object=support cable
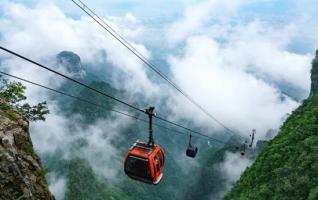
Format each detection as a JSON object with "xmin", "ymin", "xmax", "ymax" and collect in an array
[
  {"xmin": 0, "ymin": 70, "xmax": 235, "ymax": 145},
  {"xmin": 70, "ymin": 0, "xmax": 243, "ymax": 139}
]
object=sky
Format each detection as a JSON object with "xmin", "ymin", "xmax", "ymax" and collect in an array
[
  {"xmin": 3, "ymin": 0, "xmax": 318, "ymax": 52},
  {"xmin": 0, "ymin": 1, "xmax": 318, "ymax": 198},
  {"xmin": 1, "ymin": 0, "xmax": 317, "ymax": 141}
]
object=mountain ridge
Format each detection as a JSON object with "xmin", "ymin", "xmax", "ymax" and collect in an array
[{"xmin": 222, "ymin": 50, "xmax": 318, "ymax": 200}]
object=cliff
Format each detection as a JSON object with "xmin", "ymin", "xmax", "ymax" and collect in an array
[
  {"xmin": 310, "ymin": 50, "xmax": 318, "ymax": 96},
  {"xmin": 0, "ymin": 109, "xmax": 55, "ymax": 200},
  {"xmin": 56, "ymin": 51, "xmax": 86, "ymax": 78}
]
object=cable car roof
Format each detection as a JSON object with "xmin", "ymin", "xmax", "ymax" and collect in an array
[{"xmin": 129, "ymin": 141, "xmax": 158, "ymax": 158}]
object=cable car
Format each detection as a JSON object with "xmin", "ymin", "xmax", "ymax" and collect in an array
[
  {"xmin": 240, "ymin": 149, "xmax": 245, "ymax": 156},
  {"xmin": 124, "ymin": 140, "xmax": 165, "ymax": 184},
  {"xmin": 124, "ymin": 107, "xmax": 165, "ymax": 185},
  {"xmin": 186, "ymin": 134, "xmax": 198, "ymax": 158},
  {"xmin": 240, "ymin": 130, "xmax": 256, "ymax": 156},
  {"xmin": 240, "ymin": 142, "xmax": 247, "ymax": 156}
]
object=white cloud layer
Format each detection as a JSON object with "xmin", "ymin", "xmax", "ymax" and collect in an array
[
  {"xmin": 167, "ymin": 22, "xmax": 311, "ymax": 138},
  {"xmin": 220, "ymin": 152, "xmax": 253, "ymax": 190},
  {"xmin": 31, "ymin": 112, "xmax": 132, "ymax": 179},
  {"xmin": 1, "ymin": 0, "xmax": 314, "ymax": 141},
  {"xmin": 0, "ymin": 0, "xmax": 160, "ymax": 99},
  {"xmin": 164, "ymin": 0, "xmax": 313, "ymax": 140},
  {"xmin": 165, "ymin": 0, "xmax": 245, "ymax": 45},
  {"xmin": 0, "ymin": 1, "xmax": 156, "ymax": 198},
  {"xmin": 47, "ymin": 174, "xmax": 66, "ymax": 200},
  {"xmin": 0, "ymin": 0, "xmax": 317, "ymax": 198}
]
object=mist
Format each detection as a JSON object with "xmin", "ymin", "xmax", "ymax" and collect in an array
[{"xmin": 0, "ymin": 0, "xmax": 316, "ymax": 199}]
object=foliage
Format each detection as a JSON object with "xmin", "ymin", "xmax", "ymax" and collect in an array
[
  {"xmin": 70, "ymin": 81, "xmax": 117, "ymax": 124},
  {"xmin": 64, "ymin": 158, "xmax": 133, "ymax": 200},
  {"xmin": 43, "ymin": 79, "xmax": 210, "ymax": 200},
  {"xmin": 223, "ymin": 95, "xmax": 318, "ymax": 200},
  {"xmin": 184, "ymin": 145, "xmax": 239, "ymax": 200},
  {"xmin": 0, "ymin": 77, "xmax": 49, "ymax": 121}
]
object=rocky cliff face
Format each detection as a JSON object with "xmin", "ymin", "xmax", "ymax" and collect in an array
[
  {"xmin": 310, "ymin": 50, "xmax": 318, "ymax": 96},
  {"xmin": 0, "ymin": 110, "xmax": 55, "ymax": 200},
  {"xmin": 56, "ymin": 51, "xmax": 86, "ymax": 78}
]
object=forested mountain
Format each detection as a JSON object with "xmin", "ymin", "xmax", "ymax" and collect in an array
[
  {"xmin": 2, "ymin": 49, "xmax": 314, "ymax": 200},
  {"xmin": 223, "ymin": 51, "xmax": 318, "ymax": 200},
  {"xmin": 40, "ymin": 51, "xmax": 250, "ymax": 200}
]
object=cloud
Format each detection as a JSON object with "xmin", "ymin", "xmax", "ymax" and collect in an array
[
  {"xmin": 222, "ymin": 21, "xmax": 312, "ymax": 90},
  {"xmin": 165, "ymin": 0, "xmax": 245, "ymax": 45},
  {"xmin": 162, "ymin": 3, "xmax": 315, "ymax": 197},
  {"xmin": 164, "ymin": 7, "xmax": 313, "ymax": 139},
  {"xmin": 0, "ymin": 1, "xmax": 156, "ymax": 197},
  {"xmin": 1, "ymin": 0, "xmax": 313, "ymax": 143},
  {"xmin": 31, "ymin": 112, "xmax": 134, "ymax": 178},
  {"xmin": 0, "ymin": 0, "xmax": 317, "ymax": 198},
  {"xmin": 0, "ymin": 0, "xmax": 161, "ymax": 99},
  {"xmin": 47, "ymin": 173, "xmax": 67, "ymax": 200},
  {"xmin": 167, "ymin": 34, "xmax": 302, "ymax": 139},
  {"xmin": 30, "ymin": 106, "xmax": 74, "ymax": 154},
  {"xmin": 30, "ymin": 107, "xmax": 136, "ymax": 198},
  {"xmin": 220, "ymin": 152, "xmax": 253, "ymax": 190},
  {"xmin": 75, "ymin": 117, "xmax": 131, "ymax": 180}
]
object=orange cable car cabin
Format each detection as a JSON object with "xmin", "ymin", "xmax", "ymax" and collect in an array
[
  {"xmin": 124, "ymin": 107, "xmax": 165, "ymax": 185},
  {"xmin": 124, "ymin": 141, "xmax": 165, "ymax": 184}
]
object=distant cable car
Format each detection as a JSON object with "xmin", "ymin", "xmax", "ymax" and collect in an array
[
  {"xmin": 186, "ymin": 134, "xmax": 198, "ymax": 158},
  {"xmin": 240, "ymin": 141, "xmax": 248, "ymax": 156},
  {"xmin": 124, "ymin": 107, "xmax": 165, "ymax": 185},
  {"xmin": 240, "ymin": 144, "xmax": 246, "ymax": 156}
]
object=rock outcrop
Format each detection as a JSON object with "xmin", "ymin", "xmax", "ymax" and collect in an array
[
  {"xmin": 0, "ymin": 110, "xmax": 55, "ymax": 200},
  {"xmin": 56, "ymin": 51, "xmax": 86, "ymax": 78},
  {"xmin": 310, "ymin": 50, "xmax": 318, "ymax": 96}
]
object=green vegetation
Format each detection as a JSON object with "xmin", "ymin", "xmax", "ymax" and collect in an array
[
  {"xmin": 43, "ymin": 79, "xmax": 230, "ymax": 200},
  {"xmin": 16, "ymin": 194, "xmax": 28, "ymax": 200},
  {"xmin": 36, "ymin": 167, "xmax": 49, "ymax": 177},
  {"xmin": 223, "ymin": 95, "xmax": 318, "ymax": 200},
  {"xmin": 24, "ymin": 145, "xmax": 37, "ymax": 157},
  {"xmin": 0, "ymin": 77, "xmax": 255, "ymax": 200},
  {"xmin": 0, "ymin": 77, "xmax": 49, "ymax": 121},
  {"xmin": 185, "ymin": 146, "xmax": 238, "ymax": 200},
  {"xmin": 65, "ymin": 159, "xmax": 133, "ymax": 200},
  {"xmin": 70, "ymin": 81, "xmax": 117, "ymax": 123}
]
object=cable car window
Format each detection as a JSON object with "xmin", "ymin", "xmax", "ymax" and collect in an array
[
  {"xmin": 125, "ymin": 156, "xmax": 151, "ymax": 179},
  {"xmin": 153, "ymin": 161, "xmax": 156, "ymax": 175},
  {"xmin": 157, "ymin": 152, "xmax": 163, "ymax": 167},
  {"xmin": 161, "ymin": 150, "xmax": 165, "ymax": 165},
  {"xmin": 155, "ymin": 156, "xmax": 160, "ymax": 171}
]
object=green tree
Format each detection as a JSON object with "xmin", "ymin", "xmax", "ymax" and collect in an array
[
  {"xmin": 0, "ymin": 77, "xmax": 49, "ymax": 121},
  {"xmin": 223, "ymin": 95, "xmax": 318, "ymax": 200}
]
